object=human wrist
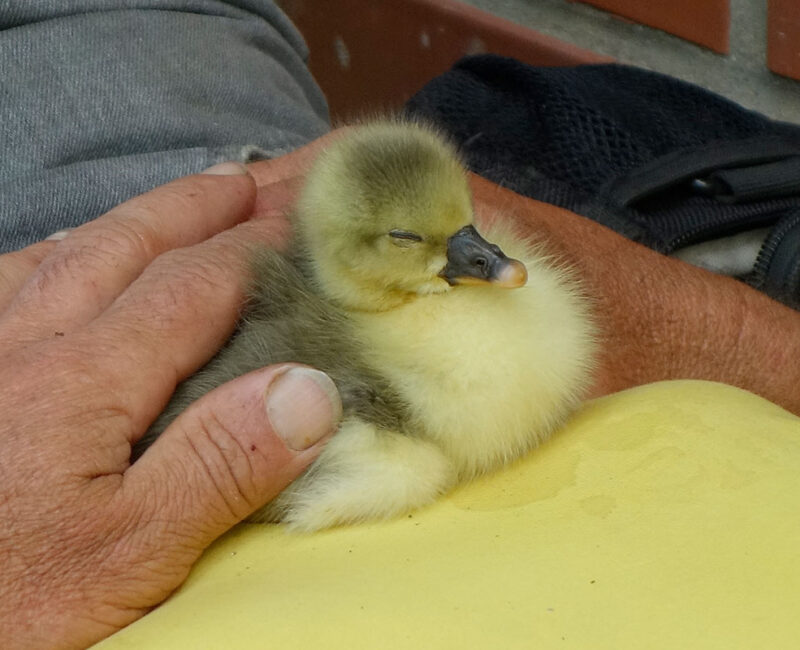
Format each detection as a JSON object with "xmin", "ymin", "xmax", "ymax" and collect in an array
[{"xmin": 472, "ymin": 177, "xmax": 800, "ymax": 414}]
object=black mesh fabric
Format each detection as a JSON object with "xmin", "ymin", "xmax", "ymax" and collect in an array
[{"xmin": 405, "ymin": 56, "xmax": 800, "ymax": 309}]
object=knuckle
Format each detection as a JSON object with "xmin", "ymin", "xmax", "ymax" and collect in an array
[
  {"xmin": 180, "ymin": 408, "xmax": 261, "ymax": 521},
  {"xmin": 32, "ymin": 245, "xmax": 91, "ymax": 295},
  {"xmin": 93, "ymin": 217, "xmax": 161, "ymax": 263},
  {"xmin": 142, "ymin": 248, "xmax": 238, "ymax": 315},
  {"xmin": 54, "ymin": 223, "xmax": 153, "ymax": 276},
  {"xmin": 22, "ymin": 234, "xmax": 143, "ymax": 309}
]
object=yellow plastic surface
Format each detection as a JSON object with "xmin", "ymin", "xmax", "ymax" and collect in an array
[{"xmin": 97, "ymin": 380, "xmax": 800, "ymax": 649}]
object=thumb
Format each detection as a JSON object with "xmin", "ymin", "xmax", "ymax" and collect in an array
[{"xmin": 124, "ymin": 364, "xmax": 341, "ymax": 542}]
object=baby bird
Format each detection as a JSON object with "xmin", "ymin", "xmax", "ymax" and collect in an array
[{"xmin": 136, "ymin": 120, "xmax": 596, "ymax": 531}]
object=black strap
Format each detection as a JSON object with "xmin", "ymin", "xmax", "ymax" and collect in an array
[
  {"xmin": 702, "ymin": 157, "xmax": 800, "ymax": 203},
  {"xmin": 606, "ymin": 137, "xmax": 800, "ymax": 207}
]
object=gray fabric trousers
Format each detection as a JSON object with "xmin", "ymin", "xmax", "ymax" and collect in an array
[{"xmin": 0, "ymin": 0, "xmax": 330, "ymax": 253}]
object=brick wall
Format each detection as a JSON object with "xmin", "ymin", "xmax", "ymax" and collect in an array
[
  {"xmin": 575, "ymin": 0, "xmax": 800, "ymax": 81},
  {"xmin": 461, "ymin": 0, "xmax": 800, "ymax": 123},
  {"xmin": 769, "ymin": 0, "xmax": 800, "ymax": 80},
  {"xmin": 577, "ymin": 0, "xmax": 731, "ymax": 54},
  {"xmin": 280, "ymin": 0, "xmax": 799, "ymax": 124}
]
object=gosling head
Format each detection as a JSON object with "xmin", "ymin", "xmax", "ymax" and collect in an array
[{"xmin": 296, "ymin": 121, "xmax": 527, "ymax": 311}]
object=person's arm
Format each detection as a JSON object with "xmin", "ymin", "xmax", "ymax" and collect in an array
[{"xmin": 470, "ymin": 175, "xmax": 800, "ymax": 415}]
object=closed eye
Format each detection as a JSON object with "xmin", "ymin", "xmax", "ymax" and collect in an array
[{"xmin": 389, "ymin": 229, "xmax": 423, "ymax": 242}]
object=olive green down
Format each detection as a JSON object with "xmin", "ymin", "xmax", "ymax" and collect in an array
[{"xmin": 135, "ymin": 247, "xmax": 410, "ymax": 454}]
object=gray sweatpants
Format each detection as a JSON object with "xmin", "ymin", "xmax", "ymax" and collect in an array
[{"xmin": 0, "ymin": 1, "xmax": 330, "ymax": 253}]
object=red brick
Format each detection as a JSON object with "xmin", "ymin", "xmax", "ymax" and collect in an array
[
  {"xmin": 576, "ymin": 0, "xmax": 730, "ymax": 53},
  {"xmin": 280, "ymin": 0, "xmax": 608, "ymax": 121},
  {"xmin": 768, "ymin": 0, "xmax": 800, "ymax": 80}
]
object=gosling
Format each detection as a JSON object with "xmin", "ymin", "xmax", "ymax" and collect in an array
[{"xmin": 135, "ymin": 120, "xmax": 596, "ymax": 531}]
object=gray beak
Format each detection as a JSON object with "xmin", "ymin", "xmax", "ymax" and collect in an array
[{"xmin": 439, "ymin": 225, "xmax": 527, "ymax": 288}]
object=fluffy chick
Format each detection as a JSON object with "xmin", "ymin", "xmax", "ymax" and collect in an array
[{"xmin": 136, "ymin": 120, "xmax": 595, "ymax": 531}]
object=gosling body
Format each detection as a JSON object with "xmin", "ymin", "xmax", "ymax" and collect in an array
[{"xmin": 137, "ymin": 121, "xmax": 595, "ymax": 531}]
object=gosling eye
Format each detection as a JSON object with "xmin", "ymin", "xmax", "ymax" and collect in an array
[{"xmin": 389, "ymin": 229, "xmax": 423, "ymax": 244}]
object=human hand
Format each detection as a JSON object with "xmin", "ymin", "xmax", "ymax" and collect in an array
[{"xmin": 0, "ymin": 162, "xmax": 342, "ymax": 649}]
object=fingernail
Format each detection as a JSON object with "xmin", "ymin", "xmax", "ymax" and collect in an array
[
  {"xmin": 201, "ymin": 161, "xmax": 249, "ymax": 176},
  {"xmin": 46, "ymin": 228, "xmax": 72, "ymax": 241},
  {"xmin": 265, "ymin": 367, "xmax": 342, "ymax": 451}
]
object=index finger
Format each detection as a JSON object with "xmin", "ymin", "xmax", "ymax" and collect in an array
[
  {"xmin": 68, "ymin": 213, "xmax": 292, "ymax": 439},
  {"xmin": 0, "ymin": 164, "xmax": 256, "ymax": 344}
]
